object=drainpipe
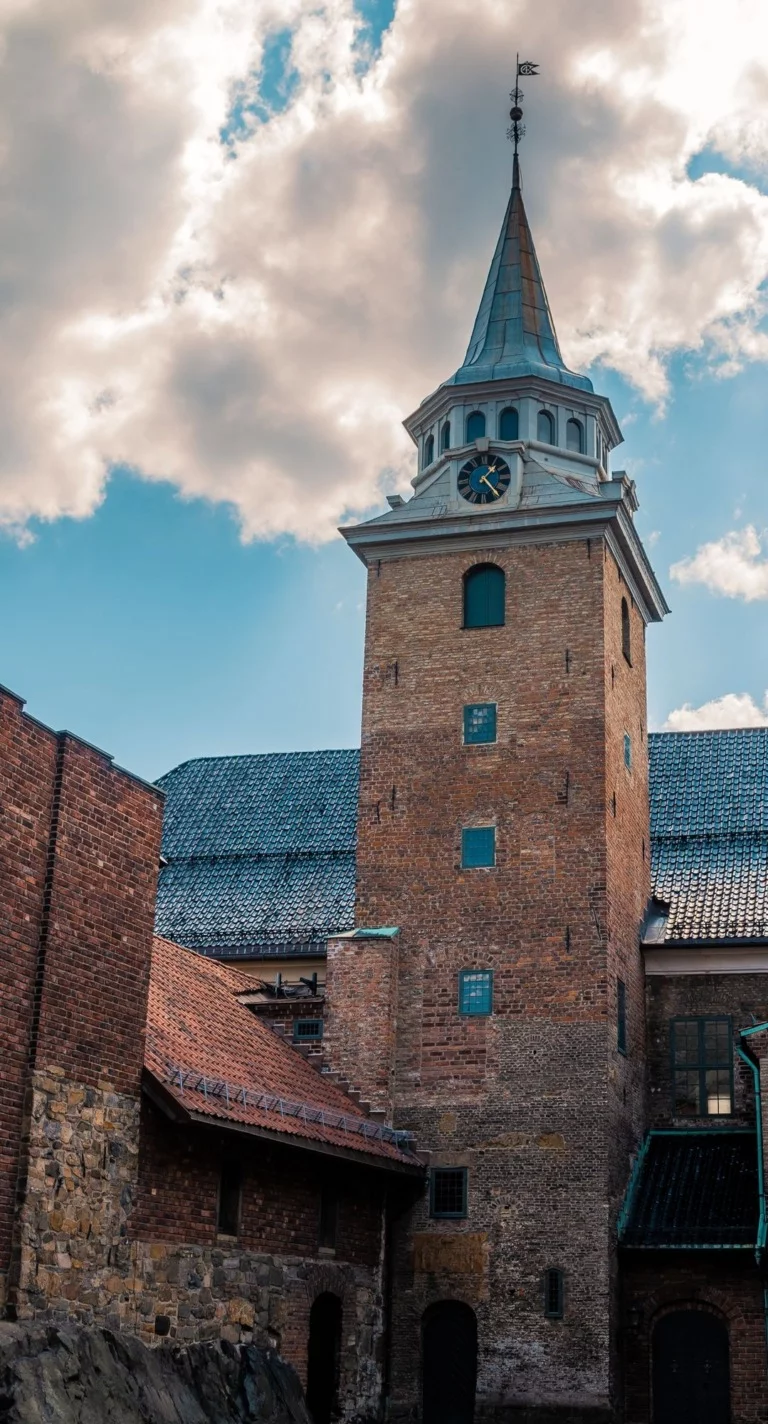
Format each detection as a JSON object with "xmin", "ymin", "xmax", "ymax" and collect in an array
[{"xmin": 737, "ymin": 1025, "xmax": 768, "ymax": 1377}]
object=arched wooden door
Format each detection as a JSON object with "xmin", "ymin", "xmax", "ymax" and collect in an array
[
  {"xmin": 306, "ymin": 1292, "xmax": 342, "ymax": 1424},
  {"xmin": 652, "ymin": 1310, "xmax": 730, "ymax": 1424},
  {"xmin": 422, "ymin": 1300, "xmax": 477, "ymax": 1424}
]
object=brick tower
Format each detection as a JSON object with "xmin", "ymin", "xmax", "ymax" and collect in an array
[{"xmin": 340, "ymin": 156, "xmax": 667, "ymax": 1421}]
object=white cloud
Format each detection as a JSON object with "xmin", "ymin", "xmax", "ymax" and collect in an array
[
  {"xmin": 2, "ymin": 0, "xmax": 768, "ymax": 542},
  {"xmin": 670, "ymin": 525, "xmax": 768, "ymax": 600},
  {"xmin": 664, "ymin": 691, "xmax": 768, "ymax": 730}
]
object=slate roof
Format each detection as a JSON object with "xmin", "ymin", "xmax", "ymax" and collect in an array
[
  {"xmin": 649, "ymin": 729, "xmax": 768, "ymax": 942},
  {"xmin": 154, "ymin": 729, "xmax": 768, "ymax": 955},
  {"xmin": 155, "ymin": 751, "xmax": 359, "ymax": 955},
  {"xmin": 619, "ymin": 1131, "xmax": 759, "ymax": 1249},
  {"xmin": 145, "ymin": 936, "xmax": 421, "ymax": 1170}
]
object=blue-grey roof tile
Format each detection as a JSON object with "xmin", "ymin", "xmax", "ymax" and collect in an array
[
  {"xmin": 155, "ymin": 729, "xmax": 768, "ymax": 955},
  {"xmin": 649, "ymin": 729, "xmax": 768, "ymax": 943},
  {"xmin": 155, "ymin": 751, "xmax": 359, "ymax": 951}
]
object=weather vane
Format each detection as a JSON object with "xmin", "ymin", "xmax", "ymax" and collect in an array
[{"xmin": 507, "ymin": 54, "xmax": 539, "ymax": 183}]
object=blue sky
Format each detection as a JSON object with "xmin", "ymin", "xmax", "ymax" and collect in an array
[{"xmin": 3, "ymin": 0, "xmax": 768, "ymax": 780}]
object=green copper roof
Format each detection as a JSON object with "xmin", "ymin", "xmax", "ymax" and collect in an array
[{"xmin": 444, "ymin": 170, "xmax": 593, "ymax": 393}]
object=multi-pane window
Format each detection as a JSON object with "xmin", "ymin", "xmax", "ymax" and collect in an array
[
  {"xmin": 294, "ymin": 1018, "xmax": 323, "ymax": 1043},
  {"xmin": 624, "ymin": 733, "xmax": 632, "ymax": 771},
  {"xmin": 430, "ymin": 1168, "xmax": 468, "ymax": 1218},
  {"xmin": 671, "ymin": 1018, "xmax": 733, "ymax": 1116},
  {"xmin": 463, "ymin": 703, "xmax": 497, "ymax": 745},
  {"xmin": 461, "ymin": 827, "xmax": 496, "ymax": 868},
  {"xmin": 544, "ymin": 1268, "xmax": 565, "ymax": 1319},
  {"xmin": 617, "ymin": 980, "xmax": 627, "ymax": 1055},
  {"xmin": 459, "ymin": 970, "xmax": 493, "ymax": 1016}
]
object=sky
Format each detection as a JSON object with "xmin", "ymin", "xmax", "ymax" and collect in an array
[{"xmin": 2, "ymin": 0, "xmax": 768, "ymax": 781}]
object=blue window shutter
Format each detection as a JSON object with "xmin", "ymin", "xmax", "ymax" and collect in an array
[
  {"xmin": 499, "ymin": 407, "xmax": 519, "ymax": 441},
  {"xmin": 463, "ymin": 703, "xmax": 497, "ymax": 744},
  {"xmin": 466, "ymin": 410, "xmax": 486, "ymax": 442},
  {"xmin": 463, "ymin": 565, "xmax": 505, "ymax": 628},
  {"xmin": 461, "ymin": 827, "xmax": 495, "ymax": 868}
]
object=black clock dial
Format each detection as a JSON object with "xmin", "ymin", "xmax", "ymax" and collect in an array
[{"xmin": 457, "ymin": 453, "xmax": 511, "ymax": 505}]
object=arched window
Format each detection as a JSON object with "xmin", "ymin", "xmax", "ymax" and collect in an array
[
  {"xmin": 566, "ymin": 418, "xmax": 584, "ymax": 454},
  {"xmin": 537, "ymin": 409, "xmax": 555, "ymax": 444},
  {"xmin": 424, "ymin": 433, "xmax": 435, "ymax": 467},
  {"xmin": 466, "ymin": 411, "xmax": 486, "ymax": 443},
  {"xmin": 498, "ymin": 407, "xmax": 519, "ymax": 441},
  {"xmin": 441, "ymin": 420, "xmax": 451, "ymax": 452},
  {"xmin": 621, "ymin": 597, "xmax": 632, "ymax": 665},
  {"xmin": 463, "ymin": 564, "xmax": 505, "ymax": 629}
]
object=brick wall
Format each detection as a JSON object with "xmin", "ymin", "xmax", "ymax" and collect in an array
[
  {"xmin": 353, "ymin": 536, "xmax": 653, "ymax": 1419},
  {"xmin": 622, "ymin": 1257, "xmax": 768, "ymax": 1424},
  {"xmin": 134, "ymin": 1100, "xmax": 385, "ymax": 1268},
  {"xmin": 325, "ymin": 933, "xmax": 399, "ymax": 1114},
  {"xmin": 0, "ymin": 686, "xmax": 163, "ymax": 1310}
]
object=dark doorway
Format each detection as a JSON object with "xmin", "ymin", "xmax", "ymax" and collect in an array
[
  {"xmin": 422, "ymin": 1300, "xmax": 477, "ymax": 1424},
  {"xmin": 652, "ymin": 1310, "xmax": 730, "ymax": 1424},
  {"xmin": 306, "ymin": 1292, "xmax": 342, "ymax": 1424}
]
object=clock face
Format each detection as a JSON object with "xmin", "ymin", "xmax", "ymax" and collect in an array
[{"xmin": 457, "ymin": 453, "xmax": 511, "ymax": 505}]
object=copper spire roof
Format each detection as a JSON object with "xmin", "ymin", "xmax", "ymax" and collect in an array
[{"xmin": 444, "ymin": 167, "xmax": 592, "ymax": 392}]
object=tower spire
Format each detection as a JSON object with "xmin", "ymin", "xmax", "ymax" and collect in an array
[{"xmin": 444, "ymin": 62, "xmax": 592, "ymax": 393}]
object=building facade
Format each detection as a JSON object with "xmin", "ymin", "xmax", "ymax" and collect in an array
[{"xmin": 4, "ymin": 152, "xmax": 768, "ymax": 1424}]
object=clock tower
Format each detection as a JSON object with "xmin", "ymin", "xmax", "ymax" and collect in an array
[{"xmin": 338, "ymin": 136, "xmax": 667, "ymax": 1422}]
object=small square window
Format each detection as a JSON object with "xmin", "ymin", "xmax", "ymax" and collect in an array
[
  {"xmin": 459, "ymin": 970, "xmax": 493, "ymax": 1016},
  {"xmin": 463, "ymin": 703, "xmax": 497, "ymax": 745},
  {"xmin": 430, "ymin": 1168, "xmax": 468, "ymax": 1219},
  {"xmin": 544, "ymin": 1268, "xmax": 564, "ymax": 1319},
  {"xmin": 294, "ymin": 1018, "xmax": 323, "ymax": 1043},
  {"xmin": 624, "ymin": 733, "xmax": 632, "ymax": 771},
  {"xmin": 461, "ymin": 826, "xmax": 495, "ymax": 868}
]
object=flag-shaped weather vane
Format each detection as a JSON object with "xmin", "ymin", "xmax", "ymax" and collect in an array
[{"xmin": 507, "ymin": 54, "xmax": 539, "ymax": 186}]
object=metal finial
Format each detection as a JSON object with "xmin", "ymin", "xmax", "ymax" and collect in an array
[{"xmin": 507, "ymin": 54, "xmax": 539, "ymax": 187}]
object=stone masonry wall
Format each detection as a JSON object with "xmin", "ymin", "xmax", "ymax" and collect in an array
[
  {"xmin": 354, "ymin": 534, "xmax": 655, "ymax": 1419},
  {"xmin": 0, "ymin": 687, "xmax": 163, "ymax": 1311},
  {"xmin": 13, "ymin": 1084, "xmax": 388, "ymax": 1420}
]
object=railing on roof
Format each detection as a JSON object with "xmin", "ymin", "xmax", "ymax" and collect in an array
[{"xmin": 162, "ymin": 1062, "xmax": 415, "ymax": 1153}]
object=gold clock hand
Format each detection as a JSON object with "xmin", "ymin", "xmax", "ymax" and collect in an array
[{"xmin": 479, "ymin": 474, "xmax": 500, "ymax": 497}]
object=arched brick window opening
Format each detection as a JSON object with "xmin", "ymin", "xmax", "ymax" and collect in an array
[{"xmin": 463, "ymin": 564, "xmax": 505, "ymax": 629}]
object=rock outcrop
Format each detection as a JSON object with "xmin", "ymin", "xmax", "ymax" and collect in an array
[{"xmin": 0, "ymin": 1322, "xmax": 311, "ymax": 1423}]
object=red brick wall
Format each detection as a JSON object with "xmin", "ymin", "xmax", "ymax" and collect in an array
[
  {"xmin": 0, "ymin": 690, "xmax": 58, "ymax": 1283},
  {"xmin": 134, "ymin": 1100, "xmax": 384, "ymax": 1268},
  {"xmin": 0, "ymin": 686, "xmax": 163, "ymax": 1287},
  {"xmin": 325, "ymin": 933, "xmax": 398, "ymax": 1113},
  {"xmin": 354, "ymin": 536, "xmax": 653, "ymax": 1414},
  {"xmin": 623, "ymin": 1257, "xmax": 768, "ymax": 1424}
]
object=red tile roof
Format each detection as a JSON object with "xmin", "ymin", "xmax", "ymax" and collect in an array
[{"xmin": 145, "ymin": 937, "xmax": 420, "ymax": 1170}]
